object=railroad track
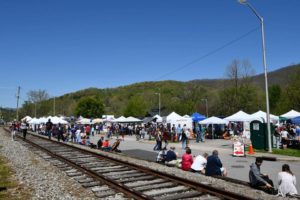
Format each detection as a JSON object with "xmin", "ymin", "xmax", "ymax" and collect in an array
[{"xmin": 4, "ymin": 128, "xmax": 256, "ymax": 200}]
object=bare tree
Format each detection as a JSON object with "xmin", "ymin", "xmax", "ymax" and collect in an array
[
  {"xmin": 226, "ymin": 59, "xmax": 255, "ymax": 88},
  {"xmin": 27, "ymin": 89, "xmax": 49, "ymax": 103},
  {"xmin": 27, "ymin": 90, "xmax": 49, "ymax": 117},
  {"xmin": 226, "ymin": 59, "xmax": 240, "ymax": 95}
]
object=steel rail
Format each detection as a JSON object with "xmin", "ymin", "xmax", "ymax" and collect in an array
[{"xmin": 4, "ymin": 128, "xmax": 256, "ymax": 200}]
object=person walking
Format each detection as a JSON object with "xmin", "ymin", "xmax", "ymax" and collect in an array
[
  {"xmin": 181, "ymin": 129, "xmax": 187, "ymax": 149},
  {"xmin": 45, "ymin": 119, "xmax": 53, "ymax": 140},
  {"xmin": 278, "ymin": 164, "xmax": 297, "ymax": 197},
  {"xmin": 176, "ymin": 124, "xmax": 182, "ymax": 142},
  {"xmin": 10, "ymin": 121, "xmax": 17, "ymax": 141},
  {"xmin": 195, "ymin": 124, "xmax": 201, "ymax": 143},
  {"xmin": 20, "ymin": 120, "xmax": 29, "ymax": 140},
  {"xmin": 57, "ymin": 123, "xmax": 64, "ymax": 142}
]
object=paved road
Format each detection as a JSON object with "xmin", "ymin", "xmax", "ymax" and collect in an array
[{"xmin": 90, "ymin": 134, "xmax": 300, "ymax": 192}]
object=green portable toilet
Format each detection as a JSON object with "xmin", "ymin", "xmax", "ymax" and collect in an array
[{"xmin": 250, "ymin": 120, "xmax": 274, "ymax": 150}]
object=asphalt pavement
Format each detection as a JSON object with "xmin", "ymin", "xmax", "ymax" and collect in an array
[{"xmin": 89, "ymin": 133, "xmax": 300, "ymax": 192}]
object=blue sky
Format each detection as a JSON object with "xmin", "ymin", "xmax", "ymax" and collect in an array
[{"xmin": 0, "ymin": 0, "xmax": 299, "ymax": 108}]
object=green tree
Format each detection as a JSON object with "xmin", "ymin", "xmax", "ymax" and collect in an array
[
  {"xmin": 75, "ymin": 97, "xmax": 104, "ymax": 118},
  {"xmin": 268, "ymin": 85, "xmax": 281, "ymax": 112},
  {"xmin": 123, "ymin": 96, "xmax": 147, "ymax": 117}
]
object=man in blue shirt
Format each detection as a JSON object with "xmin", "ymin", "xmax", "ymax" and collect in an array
[{"xmin": 205, "ymin": 150, "xmax": 227, "ymax": 177}]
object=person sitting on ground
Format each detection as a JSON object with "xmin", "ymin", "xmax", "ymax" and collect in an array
[
  {"xmin": 156, "ymin": 147, "xmax": 167, "ymax": 164},
  {"xmin": 222, "ymin": 127, "xmax": 231, "ymax": 140},
  {"xmin": 102, "ymin": 138, "xmax": 112, "ymax": 151},
  {"xmin": 181, "ymin": 147, "xmax": 193, "ymax": 171},
  {"xmin": 165, "ymin": 146, "xmax": 178, "ymax": 166},
  {"xmin": 205, "ymin": 150, "xmax": 227, "ymax": 177},
  {"xmin": 278, "ymin": 164, "xmax": 297, "ymax": 197},
  {"xmin": 249, "ymin": 157, "xmax": 275, "ymax": 194},
  {"xmin": 111, "ymin": 139, "xmax": 121, "ymax": 152},
  {"xmin": 191, "ymin": 152, "xmax": 208, "ymax": 174},
  {"xmin": 97, "ymin": 136, "xmax": 104, "ymax": 149}
]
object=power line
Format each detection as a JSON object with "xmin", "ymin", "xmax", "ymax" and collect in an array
[{"xmin": 154, "ymin": 26, "xmax": 260, "ymax": 81}]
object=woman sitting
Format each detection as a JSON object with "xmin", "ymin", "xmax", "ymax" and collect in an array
[{"xmin": 278, "ymin": 164, "xmax": 298, "ymax": 197}]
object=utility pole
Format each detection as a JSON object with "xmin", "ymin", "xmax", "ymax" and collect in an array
[
  {"xmin": 16, "ymin": 86, "xmax": 20, "ymax": 121},
  {"xmin": 53, "ymin": 96, "xmax": 56, "ymax": 116}
]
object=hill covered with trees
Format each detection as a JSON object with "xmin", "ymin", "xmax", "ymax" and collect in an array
[{"xmin": 15, "ymin": 62, "xmax": 300, "ymax": 120}]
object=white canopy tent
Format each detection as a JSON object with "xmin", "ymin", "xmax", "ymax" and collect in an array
[
  {"xmin": 199, "ymin": 116, "xmax": 228, "ymax": 125},
  {"xmin": 225, "ymin": 110, "xmax": 259, "ymax": 122},
  {"xmin": 125, "ymin": 116, "xmax": 142, "ymax": 123},
  {"xmin": 225, "ymin": 110, "xmax": 260, "ymax": 139},
  {"xmin": 199, "ymin": 116, "xmax": 228, "ymax": 139},
  {"xmin": 280, "ymin": 110, "xmax": 300, "ymax": 119},
  {"xmin": 28, "ymin": 117, "xmax": 39, "ymax": 124},
  {"xmin": 76, "ymin": 118, "xmax": 92, "ymax": 124},
  {"xmin": 21, "ymin": 116, "xmax": 32, "ymax": 122},
  {"xmin": 165, "ymin": 112, "xmax": 193, "ymax": 129},
  {"xmin": 92, "ymin": 118, "xmax": 103, "ymax": 123},
  {"xmin": 114, "ymin": 116, "xmax": 127, "ymax": 123},
  {"xmin": 50, "ymin": 116, "xmax": 68, "ymax": 124},
  {"xmin": 251, "ymin": 110, "xmax": 279, "ymax": 123},
  {"xmin": 152, "ymin": 115, "xmax": 162, "ymax": 123}
]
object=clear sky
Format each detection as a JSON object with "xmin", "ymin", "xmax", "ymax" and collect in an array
[{"xmin": 0, "ymin": 0, "xmax": 299, "ymax": 108}]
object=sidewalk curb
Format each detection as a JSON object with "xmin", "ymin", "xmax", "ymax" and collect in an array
[{"xmin": 246, "ymin": 153, "xmax": 300, "ymax": 162}]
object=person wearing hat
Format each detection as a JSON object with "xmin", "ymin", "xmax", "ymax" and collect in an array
[{"xmin": 165, "ymin": 146, "xmax": 178, "ymax": 167}]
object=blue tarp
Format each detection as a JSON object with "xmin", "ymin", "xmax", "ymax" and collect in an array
[
  {"xmin": 191, "ymin": 112, "xmax": 206, "ymax": 122},
  {"xmin": 291, "ymin": 116, "xmax": 300, "ymax": 125}
]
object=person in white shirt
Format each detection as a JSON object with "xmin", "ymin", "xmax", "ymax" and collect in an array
[
  {"xmin": 278, "ymin": 164, "xmax": 297, "ymax": 197},
  {"xmin": 280, "ymin": 128, "xmax": 289, "ymax": 149},
  {"xmin": 190, "ymin": 153, "xmax": 208, "ymax": 174}
]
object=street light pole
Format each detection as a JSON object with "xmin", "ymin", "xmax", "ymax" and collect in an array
[
  {"xmin": 239, "ymin": 0, "xmax": 272, "ymax": 153},
  {"xmin": 53, "ymin": 96, "xmax": 56, "ymax": 116},
  {"xmin": 155, "ymin": 93, "xmax": 161, "ymax": 116},
  {"xmin": 201, "ymin": 98, "xmax": 208, "ymax": 117}
]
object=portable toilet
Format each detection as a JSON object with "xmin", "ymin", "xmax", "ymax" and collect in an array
[{"xmin": 250, "ymin": 120, "xmax": 274, "ymax": 150}]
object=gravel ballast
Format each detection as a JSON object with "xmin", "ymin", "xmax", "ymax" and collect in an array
[
  {"xmin": 1, "ymin": 128, "xmax": 295, "ymax": 200},
  {"xmin": 0, "ymin": 128, "xmax": 96, "ymax": 200}
]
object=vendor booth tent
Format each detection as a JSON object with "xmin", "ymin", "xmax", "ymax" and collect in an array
[
  {"xmin": 251, "ymin": 110, "xmax": 279, "ymax": 123},
  {"xmin": 50, "ymin": 116, "xmax": 68, "ymax": 124},
  {"xmin": 280, "ymin": 110, "xmax": 300, "ymax": 119},
  {"xmin": 199, "ymin": 116, "xmax": 228, "ymax": 139},
  {"xmin": 92, "ymin": 118, "xmax": 103, "ymax": 123},
  {"xmin": 291, "ymin": 116, "xmax": 300, "ymax": 125},
  {"xmin": 152, "ymin": 115, "xmax": 162, "ymax": 123},
  {"xmin": 225, "ymin": 110, "xmax": 259, "ymax": 139},
  {"xmin": 225, "ymin": 110, "xmax": 258, "ymax": 122},
  {"xmin": 199, "ymin": 116, "xmax": 228, "ymax": 125},
  {"xmin": 114, "ymin": 116, "xmax": 127, "ymax": 123},
  {"xmin": 28, "ymin": 118, "xmax": 39, "ymax": 124},
  {"xmin": 125, "ymin": 116, "xmax": 142, "ymax": 123},
  {"xmin": 191, "ymin": 112, "xmax": 206, "ymax": 122},
  {"xmin": 165, "ymin": 112, "xmax": 192, "ymax": 129},
  {"xmin": 21, "ymin": 116, "xmax": 32, "ymax": 122},
  {"xmin": 76, "ymin": 118, "xmax": 92, "ymax": 124}
]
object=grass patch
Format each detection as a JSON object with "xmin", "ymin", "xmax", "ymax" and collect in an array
[
  {"xmin": 0, "ymin": 156, "xmax": 32, "ymax": 200},
  {"xmin": 272, "ymin": 148, "xmax": 300, "ymax": 157},
  {"xmin": 0, "ymin": 156, "xmax": 17, "ymax": 199}
]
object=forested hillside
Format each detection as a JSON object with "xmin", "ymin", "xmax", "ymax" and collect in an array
[{"xmin": 15, "ymin": 63, "xmax": 300, "ymax": 120}]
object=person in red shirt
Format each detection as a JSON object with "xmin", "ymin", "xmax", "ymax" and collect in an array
[
  {"xmin": 181, "ymin": 147, "xmax": 193, "ymax": 171},
  {"xmin": 102, "ymin": 139, "xmax": 112, "ymax": 151},
  {"xmin": 85, "ymin": 125, "xmax": 91, "ymax": 138}
]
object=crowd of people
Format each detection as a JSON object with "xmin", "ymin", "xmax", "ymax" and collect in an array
[
  {"xmin": 274, "ymin": 123, "xmax": 300, "ymax": 149},
  {"xmin": 8, "ymin": 118, "xmax": 299, "ymax": 197},
  {"xmin": 156, "ymin": 147, "xmax": 227, "ymax": 177}
]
